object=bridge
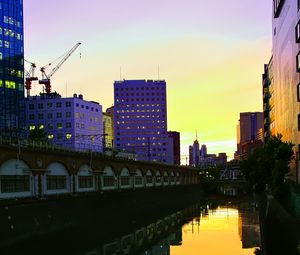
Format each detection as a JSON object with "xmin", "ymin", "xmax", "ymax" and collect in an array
[{"xmin": 0, "ymin": 144, "xmax": 200, "ymax": 200}]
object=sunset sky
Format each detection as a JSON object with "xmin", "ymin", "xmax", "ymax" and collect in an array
[{"xmin": 24, "ymin": 0, "xmax": 272, "ymax": 160}]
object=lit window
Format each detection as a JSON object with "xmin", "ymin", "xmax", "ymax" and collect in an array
[
  {"xmin": 48, "ymin": 134, "xmax": 54, "ymax": 139},
  {"xmin": 4, "ymin": 41, "xmax": 9, "ymax": 48},
  {"xmin": 57, "ymin": 123, "xmax": 63, "ymax": 129},
  {"xmin": 29, "ymin": 125, "xmax": 35, "ymax": 130},
  {"xmin": 39, "ymin": 125, "xmax": 44, "ymax": 130},
  {"xmin": 66, "ymin": 134, "xmax": 72, "ymax": 139}
]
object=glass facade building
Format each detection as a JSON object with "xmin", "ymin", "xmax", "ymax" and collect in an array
[
  {"xmin": 270, "ymin": 0, "xmax": 300, "ymax": 180},
  {"xmin": 0, "ymin": 0, "xmax": 25, "ymax": 138}
]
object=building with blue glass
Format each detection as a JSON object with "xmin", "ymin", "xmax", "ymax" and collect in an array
[{"xmin": 0, "ymin": 0, "xmax": 25, "ymax": 138}]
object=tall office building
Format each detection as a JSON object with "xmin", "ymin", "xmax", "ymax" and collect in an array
[
  {"xmin": 114, "ymin": 80, "xmax": 168, "ymax": 162},
  {"xmin": 0, "ymin": 0, "xmax": 25, "ymax": 138},
  {"xmin": 236, "ymin": 112, "xmax": 263, "ymax": 159},
  {"xmin": 167, "ymin": 131, "xmax": 181, "ymax": 165},
  {"xmin": 269, "ymin": 0, "xmax": 300, "ymax": 180}
]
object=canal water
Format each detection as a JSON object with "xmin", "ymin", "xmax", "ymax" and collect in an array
[
  {"xmin": 68, "ymin": 199, "xmax": 260, "ymax": 255},
  {"xmin": 2, "ymin": 196, "xmax": 262, "ymax": 255}
]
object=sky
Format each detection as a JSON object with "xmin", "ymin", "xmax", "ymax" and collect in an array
[{"xmin": 24, "ymin": 0, "xmax": 273, "ymax": 160}]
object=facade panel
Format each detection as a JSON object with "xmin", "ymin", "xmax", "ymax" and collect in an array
[{"xmin": 0, "ymin": 0, "xmax": 25, "ymax": 138}]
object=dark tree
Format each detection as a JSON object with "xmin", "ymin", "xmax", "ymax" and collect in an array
[{"xmin": 241, "ymin": 134, "xmax": 294, "ymax": 199}]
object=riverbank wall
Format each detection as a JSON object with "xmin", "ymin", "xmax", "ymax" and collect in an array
[{"xmin": 0, "ymin": 184, "xmax": 203, "ymax": 252}]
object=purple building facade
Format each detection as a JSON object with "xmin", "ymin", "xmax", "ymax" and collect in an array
[
  {"xmin": 25, "ymin": 93, "xmax": 103, "ymax": 152},
  {"xmin": 114, "ymin": 80, "xmax": 168, "ymax": 162}
]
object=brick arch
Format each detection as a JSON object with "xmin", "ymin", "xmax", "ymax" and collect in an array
[{"xmin": 46, "ymin": 162, "xmax": 70, "ymax": 175}]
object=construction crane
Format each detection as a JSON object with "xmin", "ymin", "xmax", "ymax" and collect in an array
[
  {"xmin": 24, "ymin": 59, "xmax": 38, "ymax": 97},
  {"xmin": 39, "ymin": 42, "xmax": 81, "ymax": 94}
]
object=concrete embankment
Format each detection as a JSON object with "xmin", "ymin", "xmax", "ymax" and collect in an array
[
  {"xmin": 0, "ymin": 185, "xmax": 204, "ymax": 253},
  {"xmin": 260, "ymin": 194, "xmax": 300, "ymax": 255}
]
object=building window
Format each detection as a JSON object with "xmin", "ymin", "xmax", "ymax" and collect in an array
[
  {"xmin": 273, "ymin": 0, "xmax": 284, "ymax": 17},
  {"xmin": 135, "ymin": 176, "xmax": 143, "ymax": 185},
  {"xmin": 47, "ymin": 176, "xmax": 66, "ymax": 190},
  {"xmin": 66, "ymin": 112, "xmax": 71, "ymax": 118},
  {"xmin": 57, "ymin": 112, "xmax": 62, "ymax": 118},
  {"xmin": 120, "ymin": 176, "xmax": 130, "ymax": 186},
  {"xmin": 57, "ymin": 123, "xmax": 63, "ymax": 129},
  {"xmin": 146, "ymin": 176, "xmax": 152, "ymax": 184},
  {"xmin": 298, "ymin": 114, "xmax": 300, "ymax": 131},
  {"xmin": 66, "ymin": 133, "xmax": 72, "ymax": 139},
  {"xmin": 56, "ymin": 102, "xmax": 62, "ymax": 108},
  {"xmin": 66, "ymin": 122, "xmax": 71, "ymax": 128},
  {"xmin": 29, "ymin": 104, "xmax": 34, "ymax": 110},
  {"xmin": 48, "ymin": 134, "xmax": 54, "ymax": 139},
  {"xmin": 103, "ymin": 176, "xmax": 114, "ymax": 187},
  {"xmin": 38, "ymin": 113, "xmax": 44, "ymax": 119},
  {"xmin": 38, "ymin": 103, "xmax": 44, "ymax": 109},
  {"xmin": 47, "ymin": 103, "xmax": 53, "ymax": 108},
  {"xmin": 298, "ymin": 83, "xmax": 300, "ymax": 102},
  {"xmin": 78, "ymin": 176, "xmax": 93, "ymax": 189},
  {"xmin": 0, "ymin": 175, "xmax": 30, "ymax": 193},
  {"xmin": 296, "ymin": 20, "xmax": 300, "ymax": 43},
  {"xmin": 29, "ymin": 114, "xmax": 35, "ymax": 120},
  {"xmin": 47, "ymin": 113, "xmax": 53, "ymax": 119},
  {"xmin": 48, "ymin": 123, "xmax": 53, "ymax": 130},
  {"xmin": 65, "ymin": 102, "xmax": 71, "ymax": 107},
  {"xmin": 297, "ymin": 52, "xmax": 300, "ymax": 72}
]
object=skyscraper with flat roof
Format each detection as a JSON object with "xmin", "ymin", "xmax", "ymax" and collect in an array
[
  {"xmin": 0, "ymin": 0, "xmax": 25, "ymax": 138},
  {"xmin": 114, "ymin": 80, "xmax": 168, "ymax": 162}
]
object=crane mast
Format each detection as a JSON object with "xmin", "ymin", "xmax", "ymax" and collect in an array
[
  {"xmin": 39, "ymin": 42, "xmax": 81, "ymax": 94},
  {"xmin": 24, "ymin": 60, "xmax": 38, "ymax": 97}
]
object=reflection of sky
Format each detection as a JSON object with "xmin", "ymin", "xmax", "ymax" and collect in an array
[
  {"xmin": 171, "ymin": 207, "xmax": 258, "ymax": 255},
  {"xmin": 24, "ymin": 0, "xmax": 272, "ymax": 158}
]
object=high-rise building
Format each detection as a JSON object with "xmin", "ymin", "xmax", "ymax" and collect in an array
[
  {"xmin": 25, "ymin": 93, "xmax": 103, "ymax": 152},
  {"xmin": 114, "ymin": 80, "xmax": 168, "ymax": 162},
  {"xmin": 0, "ymin": 0, "xmax": 25, "ymax": 138},
  {"xmin": 236, "ymin": 112, "xmax": 263, "ymax": 159},
  {"xmin": 268, "ymin": 0, "xmax": 300, "ymax": 180},
  {"xmin": 167, "ymin": 131, "xmax": 181, "ymax": 165}
]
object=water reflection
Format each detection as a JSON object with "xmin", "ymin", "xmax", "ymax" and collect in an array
[{"xmin": 90, "ymin": 200, "xmax": 260, "ymax": 255}]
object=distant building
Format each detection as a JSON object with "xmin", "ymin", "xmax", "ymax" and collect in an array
[
  {"xmin": 25, "ymin": 93, "xmax": 103, "ymax": 152},
  {"xmin": 200, "ymin": 144, "xmax": 207, "ymax": 157},
  {"xmin": 192, "ymin": 139, "xmax": 200, "ymax": 167},
  {"xmin": 167, "ymin": 131, "xmax": 181, "ymax": 165},
  {"xmin": 0, "ymin": 0, "xmax": 25, "ymax": 138},
  {"xmin": 189, "ymin": 145, "xmax": 193, "ymax": 166},
  {"xmin": 235, "ymin": 112, "xmax": 263, "ymax": 160},
  {"xmin": 114, "ymin": 80, "xmax": 168, "ymax": 162},
  {"xmin": 103, "ymin": 112, "xmax": 113, "ymax": 150}
]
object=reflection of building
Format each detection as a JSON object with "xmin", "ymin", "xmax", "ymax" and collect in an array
[
  {"xmin": 238, "ymin": 204, "xmax": 261, "ymax": 249},
  {"xmin": 114, "ymin": 80, "xmax": 168, "ymax": 162},
  {"xmin": 25, "ymin": 93, "xmax": 103, "ymax": 152},
  {"xmin": 235, "ymin": 112, "xmax": 263, "ymax": 160},
  {"xmin": 167, "ymin": 131, "xmax": 181, "ymax": 165},
  {"xmin": 0, "ymin": 0, "xmax": 25, "ymax": 138}
]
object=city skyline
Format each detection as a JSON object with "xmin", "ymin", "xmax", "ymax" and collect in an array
[{"xmin": 24, "ymin": 0, "xmax": 272, "ymax": 159}]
